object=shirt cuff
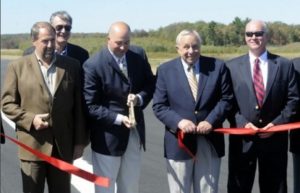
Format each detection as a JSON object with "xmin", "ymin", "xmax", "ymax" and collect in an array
[
  {"xmin": 136, "ymin": 94, "xmax": 143, "ymax": 106},
  {"xmin": 114, "ymin": 114, "xmax": 124, "ymax": 125}
]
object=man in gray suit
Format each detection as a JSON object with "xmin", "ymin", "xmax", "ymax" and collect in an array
[{"xmin": 226, "ymin": 20, "xmax": 298, "ymax": 193}]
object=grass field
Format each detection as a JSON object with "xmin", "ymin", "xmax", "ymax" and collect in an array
[{"xmin": 1, "ymin": 42, "xmax": 299, "ymax": 71}]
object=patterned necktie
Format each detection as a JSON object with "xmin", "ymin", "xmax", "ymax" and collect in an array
[
  {"xmin": 253, "ymin": 58, "xmax": 265, "ymax": 107},
  {"xmin": 118, "ymin": 58, "xmax": 128, "ymax": 78},
  {"xmin": 187, "ymin": 65, "xmax": 198, "ymax": 101}
]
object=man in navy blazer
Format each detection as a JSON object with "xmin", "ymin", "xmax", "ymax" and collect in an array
[
  {"xmin": 290, "ymin": 57, "xmax": 300, "ymax": 193},
  {"xmin": 82, "ymin": 21, "xmax": 155, "ymax": 193},
  {"xmin": 153, "ymin": 30, "xmax": 233, "ymax": 193},
  {"xmin": 226, "ymin": 20, "xmax": 299, "ymax": 193}
]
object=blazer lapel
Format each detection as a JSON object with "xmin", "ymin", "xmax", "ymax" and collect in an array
[
  {"xmin": 54, "ymin": 64, "xmax": 65, "ymax": 94},
  {"xmin": 175, "ymin": 59, "xmax": 196, "ymax": 102},
  {"xmin": 196, "ymin": 57, "xmax": 208, "ymax": 103},
  {"xmin": 105, "ymin": 48, "xmax": 129, "ymax": 82},
  {"xmin": 240, "ymin": 55, "xmax": 256, "ymax": 99},
  {"xmin": 264, "ymin": 53, "xmax": 279, "ymax": 103},
  {"xmin": 29, "ymin": 54, "xmax": 52, "ymax": 97}
]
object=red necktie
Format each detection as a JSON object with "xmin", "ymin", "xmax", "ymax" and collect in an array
[{"xmin": 253, "ymin": 58, "xmax": 265, "ymax": 107}]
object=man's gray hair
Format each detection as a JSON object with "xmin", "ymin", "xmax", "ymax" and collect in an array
[
  {"xmin": 50, "ymin": 10, "xmax": 72, "ymax": 25},
  {"xmin": 176, "ymin": 30, "xmax": 202, "ymax": 45}
]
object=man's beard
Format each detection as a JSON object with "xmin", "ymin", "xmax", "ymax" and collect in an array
[{"xmin": 44, "ymin": 49, "xmax": 54, "ymax": 59}]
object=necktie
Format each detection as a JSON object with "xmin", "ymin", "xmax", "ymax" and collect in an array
[
  {"xmin": 187, "ymin": 65, "xmax": 198, "ymax": 101},
  {"xmin": 118, "ymin": 58, "xmax": 128, "ymax": 78},
  {"xmin": 253, "ymin": 58, "xmax": 265, "ymax": 107}
]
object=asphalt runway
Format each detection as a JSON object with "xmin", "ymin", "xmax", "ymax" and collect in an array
[{"xmin": 0, "ymin": 58, "xmax": 294, "ymax": 193}]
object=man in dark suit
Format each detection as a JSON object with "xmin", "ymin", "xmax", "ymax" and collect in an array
[
  {"xmin": 23, "ymin": 10, "xmax": 89, "ymax": 66},
  {"xmin": 82, "ymin": 21, "xmax": 155, "ymax": 193},
  {"xmin": 1, "ymin": 22, "xmax": 88, "ymax": 193},
  {"xmin": 291, "ymin": 57, "xmax": 300, "ymax": 193},
  {"xmin": 152, "ymin": 29, "xmax": 233, "ymax": 193},
  {"xmin": 226, "ymin": 20, "xmax": 299, "ymax": 193}
]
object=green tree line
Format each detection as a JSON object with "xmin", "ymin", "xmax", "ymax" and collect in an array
[{"xmin": 1, "ymin": 17, "xmax": 300, "ymax": 56}]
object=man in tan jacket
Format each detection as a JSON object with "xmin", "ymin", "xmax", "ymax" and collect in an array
[{"xmin": 1, "ymin": 21, "xmax": 87, "ymax": 193}]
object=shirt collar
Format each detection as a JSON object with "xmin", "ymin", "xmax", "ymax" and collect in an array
[
  {"xmin": 181, "ymin": 58, "xmax": 200, "ymax": 72},
  {"xmin": 249, "ymin": 50, "xmax": 268, "ymax": 64},
  {"xmin": 108, "ymin": 48, "xmax": 126, "ymax": 63},
  {"xmin": 55, "ymin": 45, "xmax": 68, "ymax": 56},
  {"xmin": 35, "ymin": 53, "xmax": 56, "ymax": 68}
]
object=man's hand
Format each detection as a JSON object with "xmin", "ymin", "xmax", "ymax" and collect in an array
[
  {"xmin": 259, "ymin": 123, "xmax": 274, "ymax": 138},
  {"xmin": 33, "ymin": 113, "xmax": 49, "ymax": 130},
  {"xmin": 73, "ymin": 144, "xmax": 85, "ymax": 160},
  {"xmin": 178, "ymin": 119, "xmax": 196, "ymax": 133},
  {"xmin": 127, "ymin": 93, "xmax": 139, "ymax": 106},
  {"xmin": 244, "ymin": 122, "xmax": 259, "ymax": 130},
  {"xmin": 196, "ymin": 121, "xmax": 212, "ymax": 134},
  {"xmin": 122, "ymin": 116, "xmax": 135, "ymax": 129}
]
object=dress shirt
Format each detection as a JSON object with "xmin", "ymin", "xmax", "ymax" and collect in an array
[
  {"xmin": 108, "ymin": 49, "xmax": 143, "ymax": 125},
  {"xmin": 36, "ymin": 54, "xmax": 57, "ymax": 96},
  {"xmin": 55, "ymin": 45, "xmax": 68, "ymax": 56},
  {"xmin": 181, "ymin": 58, "xmax": 200, "ymax": 82}
]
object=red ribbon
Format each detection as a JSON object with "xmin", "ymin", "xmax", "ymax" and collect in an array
[
  {"xmin": 178, "ymin": 122, "xmax": 300, "ymax": 159},
  {"xmin": 177, "ymin": 131, "xmax": 196, "ymax": 160},
  {"xmin": 0, "ymin": 133, "xmax": 110, "ymax": 188},
  {"xmin": 214, "ymin": 121, "xmax": 300, "ymax": 135}
]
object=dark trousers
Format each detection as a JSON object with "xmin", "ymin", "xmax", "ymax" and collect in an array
[
  {"xmin": 20, "ymin": 144, "xmax": 71, "ymax": 193},
  {"xmin": 227, "ymin": 136, "xmax": 287, "ymax": 193}
]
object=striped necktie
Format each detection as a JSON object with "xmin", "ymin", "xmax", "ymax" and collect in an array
[
  {"xmin": 118, "ymin": 57, "xmax": 128, "ymax": 78},
  {"xmin": 187, "ymin": 65, "xmax": 198, "ymax": 101},
  {"xmin": 253, "ymin": 58, "xmax": 265, "ymax": 107}
]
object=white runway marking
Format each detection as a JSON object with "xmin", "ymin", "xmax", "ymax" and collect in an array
[
  {"xmin": 1, "ymin": 111, "xmax": 94, "ymax": 193},
  {"xmin": 72, "ymin": 158, "xmax": 94, "ymax": 193}
]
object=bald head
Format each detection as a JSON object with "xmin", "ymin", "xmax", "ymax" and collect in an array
[
  {"xmin": 108, "ymin": 21, "xmax": 131, "ymax": 37},
  {"xmin": 107, "ymin": 21, "xmax": 131, "ymax": 57}
]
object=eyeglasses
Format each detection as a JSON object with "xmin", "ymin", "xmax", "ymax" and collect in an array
[
  {"xmin": 55, "ymin": 25, "xmax": 72, "ymax": 32},
  {"xmin": 245, "ymin": 31, "xmax": 265, "ymax": 37}
]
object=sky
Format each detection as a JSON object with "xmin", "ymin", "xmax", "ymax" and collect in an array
[{"xmin": 1, "ymin": 0, "xmax": 299, "ymax": 34}]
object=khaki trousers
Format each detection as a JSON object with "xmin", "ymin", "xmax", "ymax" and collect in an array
[{"xmin": 166, "ymin": 136, "xmax": 221, "ymax": 193}]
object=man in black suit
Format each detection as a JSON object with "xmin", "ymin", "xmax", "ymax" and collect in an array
[
  {"xmin": 153, "ymin": 29, "xmax": 233, "ymax": 193},
  {"xmin": 291, "ymin": 57, "xmax": 300, "ymax": 193},
  {"xmin": 82, "ymin": 21, "xmax": 155, "ymax": 193},
  {"xmin": 23, "ymin": 10, "xmax": 89, "ymax": 66},
  {"xmin": 226, "ymin": 20, "xmax": 299, "ymax": 193}
]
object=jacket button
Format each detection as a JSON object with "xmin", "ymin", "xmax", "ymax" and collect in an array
[
  {"xmin": 255, "ymin": 105, "xmax": 259, "ymax": 110},
  {"xmin": 194, "ymin": 111, "xmax": 198, "ymax": 114},
  {"xmin": 259, "ymin": 119, "xmax": 263, "ymax": 123}
]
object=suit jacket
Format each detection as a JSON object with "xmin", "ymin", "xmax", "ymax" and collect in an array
[
  {"xmin": 23, "ymin": 43, "xmax": 89, "ymax": 66},
  {"xmin": 152, "ymin": 56, "xmax": 233, "ymax": 160},
  {"xmin": 83, "ymin": 46, "xmax": 155, "ymax": 156},
  {"xmin": 226, "ymin": 52, "xmax": 299, "ymax": 153},
  {"xmin": 290, "ymin": 57, "xmax": 300, "ymax": 154},
  {"xmin": 1, "ymin": 54, "xmax": 87, "ymax": 161}
]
